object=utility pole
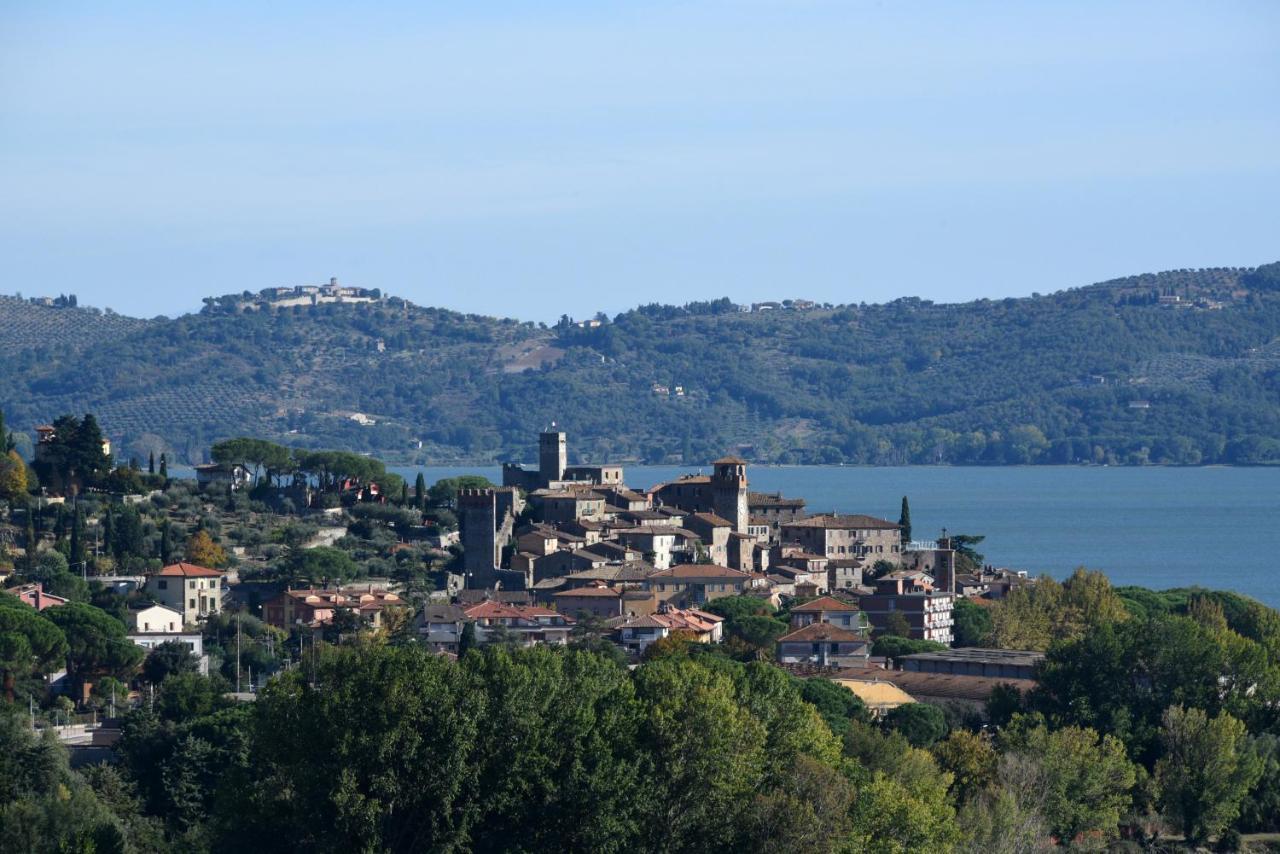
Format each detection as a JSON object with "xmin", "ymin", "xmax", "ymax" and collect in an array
[{"xmin": 235, "ymin": 613, "xmax": 242, "ymax": 693}]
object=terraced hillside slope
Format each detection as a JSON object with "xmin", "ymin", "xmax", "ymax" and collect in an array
[
  {"xmin": 1, "ymin": 262, "xmax": 1278, "ymax": 465},
  {"xmin": 0, "ymin": 294, "xmax": 148, "ymax": 357}
]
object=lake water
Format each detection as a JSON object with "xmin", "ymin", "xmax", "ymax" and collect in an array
[{"xmin": 393, "ymin": 464, "xmax": 1280, "ymax": 607}]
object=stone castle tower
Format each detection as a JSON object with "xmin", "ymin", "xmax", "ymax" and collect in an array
[
  {"xmin": 710, "ymin": 456, "xmax": 749, "ymax": 534},
  {"xmin": 459, "ymin": 487, "xmax": 525, "ymax": 589},
  {"xmin": 539, "ymin": 430, "xmax": 567, "ymax": 487},
  {"xmin": 459, "ymin": 489, "xmax": 500, "ymax": 580}
]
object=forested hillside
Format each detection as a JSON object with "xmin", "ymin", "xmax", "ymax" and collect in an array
[{"xmin": 2, "ymin": 263, "xmax": 1279, "ymax": 465}]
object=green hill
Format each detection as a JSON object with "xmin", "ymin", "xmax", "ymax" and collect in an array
[{"xmin": 2, "ymin": 263, "xmax": 1279, "ymax": 466}]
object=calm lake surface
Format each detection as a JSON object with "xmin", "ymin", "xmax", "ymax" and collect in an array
[{"xmin": 394, "ymin": 465, "xmax": 1280, "ymax": 607}]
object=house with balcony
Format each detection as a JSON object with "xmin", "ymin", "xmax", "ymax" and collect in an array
[
  {"xmin": 263, "ymin": 586, "xmax": 406, "ymax": 631},
  {"xmin": 145, "ymin": 562, "xmax": 225, "ymax": 626},
  {"xmin": 858, "ymin": 571, "xmax": 954, "ymax": 644},
  {"xmin": 414, "ymin": 604, "xmax": 470, "ymax": 653},
  {"xmin": 463, "ymin": 601, "xmax": 575, "ymax": 646},
  {"xmin": 775, "ymin": 622, "xmax": 870, "ymax": 666},
  {"xmin": 617, "ymin": 606, "xmax": 724, "ymax": 654},
  {"xmin": 788, "ymin": 595, "xmax": 867, "ymax": 632}
]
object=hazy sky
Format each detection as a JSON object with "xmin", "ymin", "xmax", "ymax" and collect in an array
[{"xmin": 2, "ymin": 2, "xmax": 1277, "ymax": 321}]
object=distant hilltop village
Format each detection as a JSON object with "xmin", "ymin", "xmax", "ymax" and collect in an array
[{"xmin": 201, "ymin": 277, "xmax": 385, "ymax": 313}]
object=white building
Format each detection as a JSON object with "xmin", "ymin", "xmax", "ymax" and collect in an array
[
  {"xmin": 194, "ymin": 463, "xmax": 254, "ymax": 492},
  {"xmin": 130, "ymin": 603, "xmax": 184, "ymax": 634},
  {"xmin": 144, "ymin": 562, "xmax": 225, "ymax": 625},
  {"xmin": 127, "ymin": 631, "xmax": 208, "ymax": 675}
]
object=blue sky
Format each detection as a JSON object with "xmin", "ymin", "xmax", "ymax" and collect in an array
[{"xmin": 1, "ymin": 1, "xmax": 1277, "ymax": 321}]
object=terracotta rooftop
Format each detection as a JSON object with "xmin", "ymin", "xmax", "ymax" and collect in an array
[
  {"xmin": 155, "ymin": 562, "xmax": 223, "ymax": 578},
  {"xmin": 784, "ymin": 514, "xmax": 900, "ymax": 531},
  {"xmin": 554, "ymin": 585, "xmax": 621, "ymax": 598},
  {"xmin": 646, "ymin": 476, "xmax": 711, "ymax": 493},
  {"xmin": 790, "ymin": 595, "xmax": 861, "ymax": 613},
  {"xmin": 464, "ymin": 601, "xmax": 571, "ymax": 622},
  {"xmin": 712, "ymin": 455, "xmax": 747, "ymax": 465},
  {"xmin": 690, "ymin": 512, "xmax": 735, "ymax": 528},
  {"xmin": 649, "ymin": 563, "xmax": 752, "ymax": 580},
  {"xmin": 778, "ymin": 622, "xmax": 866, "ymax": 643},
  {"xmin": 620, "ymin": 607, "xmax": 723, "ymax": 633}
]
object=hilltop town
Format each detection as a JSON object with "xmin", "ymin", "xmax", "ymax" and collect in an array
[{"xmin": 2, "ymin": 412, "xmax": 1280, "ymax": 847}]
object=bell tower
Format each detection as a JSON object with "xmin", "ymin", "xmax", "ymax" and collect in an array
[{"xmin": 710, "ymin": 456, "xmax": 748, "ymax": 534}]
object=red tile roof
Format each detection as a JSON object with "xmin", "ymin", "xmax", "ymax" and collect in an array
[
  {"xmin": 783, "ymin": 514, "xmax": 900, "ymax": 530},
  {"xmin": 553, "ymin": 586, "xmax": 621, "ymax": 598},
  {"xmin": 621, "ymin": 607, "xmax": 723, "ymax": 633},
  {"xmin": 463, "ymin": 601, "xmax": 569, "ymax": 621},
  {"xmin": 156, "ymin": 562, "xmax": 224, "ymax": 578},
  {"xmin": 649, "ymin": 563, "xmax": 751, "ymax": 580},
  {"xmin": 778, "ymin": 622, "xmax": 866, "ymax": 643},
  {"xmin": 791, "ymin": 595, "xmax": 861, "ymax": 613}
]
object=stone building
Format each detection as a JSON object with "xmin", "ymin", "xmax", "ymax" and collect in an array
[
  {"xmin": 648, "ymin": 457, "xmax": 750, "ymax": 534},
  {"xmin": 644, "ymin": 563, "xmax": 755, "ymax": 607},
  {"xmin": 748, "ymin": 491, "xmax": 807, "ymax": 539},
  {"xmin": 683, "ymin": 512, "xmax": 733, "ymax": 567},
  {"xmin": 780, "ymin": 514, "xmax": 903, "ymax": 564},
  {"xmin": 502, "ymin": 429, "xmax": 626, "ymax": 492},
  {"xmin": 459, "ymin": 487, "xmax": 527, "ymax": 589}
]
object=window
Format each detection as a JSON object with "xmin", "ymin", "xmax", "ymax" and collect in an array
[
  {"xmin": 158, "ymin": 579, "xmax": 168, "ymax": 590},
  {"xmin": 188, "ymin": 599, "xmax": 196, "ymax": 609}
]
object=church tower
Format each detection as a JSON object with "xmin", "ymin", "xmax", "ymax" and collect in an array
[{"xmin": 710, "ymin": 456, "xmax": 749, "ymax": 534}]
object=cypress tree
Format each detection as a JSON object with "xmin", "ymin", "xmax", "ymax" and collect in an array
[
  {"xmin": 24, "ymin": 513, "xmax": 37, "ymax": 572},
  {"xmin": 0, "ymin": 410, "xmax": 9, "ymax": 454},
  {"xmin": 148, "ymin": 451, "xmax": 155, "ymax": 474},
  {"xmin": 159, "ymin": 520, "xmax": 172, "ymax": 564},
  {"xmin": 414, "ymin": 473, "xmax": 427, "ymax": 510},
  {"xmin": 159, "ymin": 453, "xmax": 168, "ymax": 480},
  {"xmin": 400, "ymin": 481, "xmax": 408, "ymax": 506},
  {"xmin": 899, "ymin": 495, "xmax": 912, "ymax": 545},
  {"xmin": 115, "ymin": 505, "xmax": 143, "ymax": 561},
  {"xmin": 102, "ymin": 505, "xmax": 115, "ymax": 560},
  {"xmin": 459, "ymin": 621, "xmax": 477, "ymax": 656},
  {"xmin": 70, "ymin": 505, "xmax": 86, "ymax": 567}
]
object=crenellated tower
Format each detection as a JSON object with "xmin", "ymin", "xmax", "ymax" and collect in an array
[{"xmin": 710, "ymin": 456, "xmax": 749, "ymax": 534}]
